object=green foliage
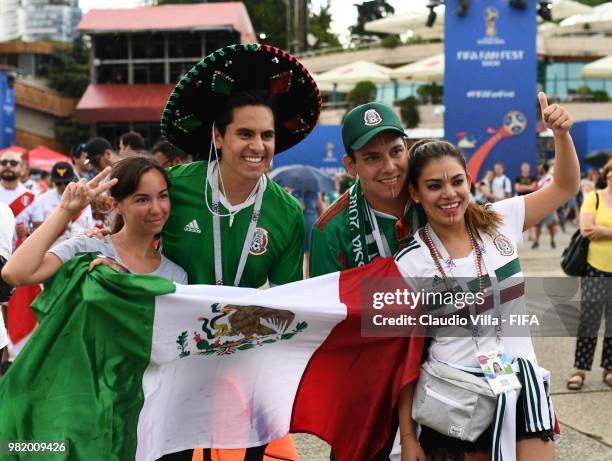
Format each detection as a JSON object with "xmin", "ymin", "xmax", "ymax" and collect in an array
[
  {"xmin": 44, "ymin": 37, "xmax": 89, "ymax": 98},
  {"xmin": 381, "ymin": 34, "xmax": 401, "ymax": 48},
  {"xmin": 309, "ymin": 0, "xmax": 341, "ymax": 50},
  {"xmin": 592, "ymin": 90, "xmax": 609, "ymax": 102},
  {"xmin": 54, "ymin": 118, "xmax": 90, "ymax": 149},
  {"xmin": 576, "ymin": 84, "xmax": 592, "ymax": 95},
  {"xmin": 417, "ymin": 82, "xmax": 443, "ymax": 104},
  {"xmin": 398, "ymin": 96, "xmax": 420, "ymax": 128},
  {"xmin": 160, "ymin": 0, "xmax": 288, "ymax": 48},
  {"xmin": 347, "ymin": 81, "xmax": 377, "ymax": 108}
]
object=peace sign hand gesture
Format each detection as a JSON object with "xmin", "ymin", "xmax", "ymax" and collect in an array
[
  {"xmin": 59, "ymin": 167, "xmax": 118, "ymax": 217},
  {"xmin": 539, "ymin": 91, "xmax": 573, "ymax": 135}
]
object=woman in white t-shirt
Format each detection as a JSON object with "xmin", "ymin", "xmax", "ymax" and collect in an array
[
  {"xmin": 2, "ymin": 156, "xmax": 187, "ymax": 287},
  {"xmin": 397, "ymin": 93, "xmax": 580, "ymax": 461}
]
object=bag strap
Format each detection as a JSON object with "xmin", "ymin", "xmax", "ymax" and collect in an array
[{"xmin": 596, "ymin": 191, "xmax": 600, "ymax": 210}]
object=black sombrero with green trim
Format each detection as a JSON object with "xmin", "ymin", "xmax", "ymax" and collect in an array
[{"xmin": 161, "ymin": 43, "xmax": 322, "ymax": 158}]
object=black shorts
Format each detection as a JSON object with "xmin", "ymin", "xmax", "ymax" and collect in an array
[{"xmin": 419, "ymin": 394, "xmax": 555, "ymax": 455}]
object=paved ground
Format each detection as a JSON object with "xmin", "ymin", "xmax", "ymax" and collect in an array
[{"xmin": 294, "ymin": 223, "xmax": 612, "ymax": 460}]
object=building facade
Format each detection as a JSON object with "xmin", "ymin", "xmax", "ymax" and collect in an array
[
  {"xmin": 76, "ymin": 3, "xmax": 255, "ymax": 148},
  {"xmin": 19, "ymin": 0, "xmax": 81, "ymax": 43}
]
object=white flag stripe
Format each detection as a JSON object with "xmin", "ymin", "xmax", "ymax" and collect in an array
[{"xmin": 137, "ymin": 273, "xmax": 345, "ymax": 460}]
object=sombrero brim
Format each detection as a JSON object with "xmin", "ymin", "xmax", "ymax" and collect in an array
[{"xmin": 161, "ymin": 43, "xmax": 321, "ymax": 159}]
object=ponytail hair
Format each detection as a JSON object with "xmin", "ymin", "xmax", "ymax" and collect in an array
[
  {"xmin": 108, "ymin": 155, "xmax": 169, "ymax": 234},
  {"xmin": 408, "ymin": 139, "xmax": 502, "ymax": 235}
]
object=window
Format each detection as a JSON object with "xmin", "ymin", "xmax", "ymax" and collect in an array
[
  {"xmin": 133, "ymin": 63, "xmax": 165, "ymax": 84},
  {"xmin": 97, "ymin": 64, "xmax": 128, "ymax": 84},
  {"xmin": 95, "ymin": 34, "xmax": 127, "ymax": 60},
  {"xmin": 170, "ymin": 61, "xmax": 198, "ymax": 84},
  {"xmin": 205, "ymin": 31, "xmax": 240, "ymax": 55},
  {"xmin": 168, "ymin": 32, "xmax": 202, "ymax": 58},
  {"xmin": 132, "ymin": 33, "xmax": 165, "ymax": 59}
]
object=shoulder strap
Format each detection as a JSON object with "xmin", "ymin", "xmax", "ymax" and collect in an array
[{"xmin": 596, "ymin": 191, "xmax": 600, "ymax": 210}]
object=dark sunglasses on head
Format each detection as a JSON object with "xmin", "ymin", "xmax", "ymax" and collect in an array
[{"xmin": 0, "ymin": 159, "xmax": 20, "ymax": 167}]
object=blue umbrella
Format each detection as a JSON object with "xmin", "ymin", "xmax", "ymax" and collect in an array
[
  {"xmin": 584, "ymin": 150, "xmax": 612, "ymax": 168},
  {"xmin": 269, "ymin": 164, "xmax": 336, "ymax": 192}
]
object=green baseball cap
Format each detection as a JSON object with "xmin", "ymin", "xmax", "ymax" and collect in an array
[{"xmin": 342, "ymin": 102, "xmax": 405, "ymax": 152}]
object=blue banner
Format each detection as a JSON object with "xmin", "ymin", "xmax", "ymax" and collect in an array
[
  {"xmin": 444, "ymin": 0, "xmax": 537, "ymax": 184},
  {"xmin": 271, "ymin": 125, "xmax": 345, "ymax": 176},
  {"xmin": 0, "ymin": 69, "xmax": 16, "ymax": 149}
]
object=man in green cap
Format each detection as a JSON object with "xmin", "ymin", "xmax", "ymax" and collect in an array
[{"xmin": 310, "ymin": 102, "xmax": 425, "ymax": 278}]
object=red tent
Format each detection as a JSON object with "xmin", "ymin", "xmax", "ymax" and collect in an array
[
  {"xmin": 0, "ymin": 146, "xmax": 27, "ymax": 157},
  {"xmin": 27, "ymin": 146, "xmax": 70, "ymax": 172}
]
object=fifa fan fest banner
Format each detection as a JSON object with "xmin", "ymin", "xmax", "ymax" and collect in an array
[
  {"xmin": 0, "ymin": 69, "xmax": 16, "ymax": 149},
  {"xmin": 444, "ymin": 0, "xmax": 537, "ymax": 183}
]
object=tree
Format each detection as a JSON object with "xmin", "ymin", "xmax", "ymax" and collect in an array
[
  {"xmin": 309, "ymin": 0, "xmax": 340, "ymax": 49},
  {"xmin": 39, "ymin": 37, "xmax": 90, "ymax": 148},
  {"xmin": 44, "ymin": 37, "xmax": 89, "ymax": 98},
  {"xmin": 417, "ymin": 82, "xmax": 443, "ymax": 105},
  {"xmin": 350, "ymin": 0, "xmax": 394, "ymax": 38},
  {"xmin": 346, "ymin": 81, "xmax": 377, "ymax": 109},
  {"xmin": 398, "ymin": 96, "xmax": 420, "ymax": 128},
  {"xmin": 158, "ymin": 0, "xmax": 289, "ymax": 49}
]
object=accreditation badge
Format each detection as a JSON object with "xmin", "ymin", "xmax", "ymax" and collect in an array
[{"xmin": 476, "ymin": 346, "xmax": 522, "ymax": 395}]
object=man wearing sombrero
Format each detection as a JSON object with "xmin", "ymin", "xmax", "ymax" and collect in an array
[{"xmin": 159, "ymin": 43, "xmax": 321, "ymax": 461}]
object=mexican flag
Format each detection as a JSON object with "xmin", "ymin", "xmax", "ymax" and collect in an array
[{"xmin": 0, "ymin": 255, "xmax": 423, "ymax": 461}]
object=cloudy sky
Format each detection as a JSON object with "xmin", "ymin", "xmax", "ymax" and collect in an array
[{"xmin": 78, "ymin": 0, "xmax": 431, "ymax": 43}]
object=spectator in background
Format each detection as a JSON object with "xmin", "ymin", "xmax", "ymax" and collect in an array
[
  {"xmin": 491, "ymin": 161, "xmax": 512, "ymax": 201},
  {"xmin": 515, "ymin": 162, "xmax": 536, "ymax": 196},
  {"xmin": 567, "ymin": 158, "xmax": 612, "ymax": 390},
  {"xmin": 475, "ymin": 169, "xmax": 495, "ymax": 203},
  {"xmin": 151, "ymin": 141, "xmax": 192, "ymax": 168},
  {"xmin": 83, "ymin": 137, "xmax": 122, "ymax": 173},
  {"xmin": 0, "ymin": 202, "xmax": 15, "ymax": 375},
  {"xmin": 18, "ymin": 156, "xmax": 40, "ymax": 196},
  {"xmin": 36, "ymin": 162, "xmax": 94, "ymax": 247},
  {"xmin": 532, "ymin": 163, "xmax": 557, "ymax": 249},
  {"xmin": 71, "ymin": 143, "xmax": 94, "ymax": 180},
  {"xmin": 292, "ymin": 190, "xmax": 324, "ymax": 277},
  {"xmin": 82, "ymin": 137, "xmax": 122, "ymax": 225},
  {"xmin": 119, "ymin": 131, "xmax": 146, "ymax": 157}
]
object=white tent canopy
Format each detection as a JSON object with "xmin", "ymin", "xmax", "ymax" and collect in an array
[
  {"xmin": 554, "ymin": 2, "xmax": 612, "ymax": 34},
  {"xmin": 580, "ymin": 54, "xmax": 612, "ymax": 79},
  {"xmin": 316, "ymin": 60, "xmax": 392, "ymax": 85},
  {"xmin": 310, "ymin": 74, "xmax": 353, "ymax": 93},
  {"xmin": 389, "ymin": 54, "xmax": 444, "ymax": 82}
]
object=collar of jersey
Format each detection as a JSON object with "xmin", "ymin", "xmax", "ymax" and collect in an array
[{"xmin": 208, "ymin": 160, "xmax": 267, "ymax": 213}]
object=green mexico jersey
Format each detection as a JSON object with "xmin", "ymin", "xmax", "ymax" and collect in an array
[
  {"xmin": 309, "ymin": 187, "xmax": 425, "ymax": 278},
  {"xmin": 161, "ymin": 161, "xmax": 305, "ymax": 287}
]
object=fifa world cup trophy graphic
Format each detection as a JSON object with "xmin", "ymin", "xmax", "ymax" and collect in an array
[{"xmin": 485, "ymin": 7, "xmax": 499, "ymax": 37}]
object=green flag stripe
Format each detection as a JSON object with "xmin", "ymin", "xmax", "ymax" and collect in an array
[
  {"xmin": 494, "ymin": 258, "xmax": 521, "ymax": 282},
  {"xmin": 0, "ymin": 255, "xmax": 176, "ymax": 460}
]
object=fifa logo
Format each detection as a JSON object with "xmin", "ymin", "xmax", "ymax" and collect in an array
[{"xmin": 484, "ymin": 7, "xmax": 499, "ymax": 37}]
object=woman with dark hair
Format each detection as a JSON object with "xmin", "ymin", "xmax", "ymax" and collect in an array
[
  {"xmin": 2, "ymin": 156, "xmax": 187, "ymax": 286},
  {"xmin": 396, "ymin": 93, "xmax": 579, "ymax": 461}
]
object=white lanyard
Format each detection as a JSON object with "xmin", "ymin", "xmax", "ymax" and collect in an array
[
  {"xmin": 209, "ymin": 166, "xmax": 265, "ymax": 287},
  {"xmin": 424, "ymin": 224, "xmax": 503, "ymax": 346},
  {"xmin": 365, "ymin": 201, "xmax": 392, "ymax": 258}
]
